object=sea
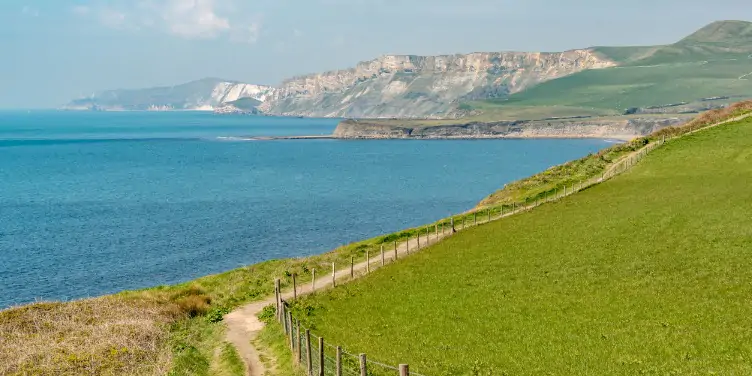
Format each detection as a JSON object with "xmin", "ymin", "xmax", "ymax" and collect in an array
[{"xmin": 0, "ymin": 111, "xmax": 609, "ymax": 308}]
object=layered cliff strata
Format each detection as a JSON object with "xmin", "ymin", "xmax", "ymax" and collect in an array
[
  {"xmin": 332, "ymin": 116, "xmax": 688, "ymax": 140},
  {"xmin": 260, "ymin": 51, "xmax": 616, "ymax": 118}
]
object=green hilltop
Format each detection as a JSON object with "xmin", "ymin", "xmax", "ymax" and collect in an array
[{"xmin": 469, "ymin": 20, "xmax": 752, "ymax": 119}]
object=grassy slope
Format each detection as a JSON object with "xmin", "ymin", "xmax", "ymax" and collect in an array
[
  {"xmin": 472, "ymin": 21, "xmax": 752, "ymax": 118},
  {"xmin": 478, "ymin": 102, "xmax": 752, "ymax": 207},
  {"xmin": 290, "ymin": 116, "xmax": 752, "ymax": 375},
  {"xmin": 501, "ymin": 58, "xmax": 752, "ymax": 111},
  {"xmin": 0, "ymin": 209, "xmax": 467, "ymax": 375}
]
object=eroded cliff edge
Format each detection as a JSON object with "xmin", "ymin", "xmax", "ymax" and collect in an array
[{"xmin": 332, "ymin": 116, "xmax": 689, "ymax": 139}]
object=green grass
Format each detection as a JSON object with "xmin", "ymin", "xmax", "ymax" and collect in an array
[
  {"xmin": 256, "ymin": 317, "xmax": 301, "ymax": 376},
  {"xmin": 289, "ymin": 116, "xmax": 752, "ymax": 375},
  {"xmin": 502, "ymin": 59, "xmax": 752, "ymax": 112}
]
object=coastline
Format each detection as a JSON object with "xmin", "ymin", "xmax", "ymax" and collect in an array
[
  {"xmin": 226, "ymin": 134, "xmax": 635, "ymax": 141},
  {"xmin": 4, "ymin": 102, "xmax": 749, "ymax": 375}
]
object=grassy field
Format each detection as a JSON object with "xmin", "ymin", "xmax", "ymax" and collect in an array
[{"xmin": 288, "ymin": 114, "xmax": 752, "ymax": 375}]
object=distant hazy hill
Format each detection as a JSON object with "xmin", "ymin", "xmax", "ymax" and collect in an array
[{"xmin": 64, "ymin": 78, "xmax": 275, "ymax": 112}]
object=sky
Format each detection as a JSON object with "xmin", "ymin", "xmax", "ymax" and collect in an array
[{"xmin": 2, "ymin": 0, "xmax": 751, "ymax": 108}]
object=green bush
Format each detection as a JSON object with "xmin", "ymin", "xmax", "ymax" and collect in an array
[
  {"xmin": 257, "ymin": 304, "xmax": 276, "ymax": 324},
  {"xmin": 205, "ymin": 306, "xmax": 230, "ymax": 323}
]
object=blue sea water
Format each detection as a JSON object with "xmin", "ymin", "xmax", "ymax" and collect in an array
[{"xmin": 0, "ymin": 111, "xmax": 609, "ymax": 308}]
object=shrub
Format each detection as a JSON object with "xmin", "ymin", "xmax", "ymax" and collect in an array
[
  {"xmin": 205, "ymin": 306, "xmax": 231, "ymax": 323},
  {"xmin": 175, "ymin": 295, "xmax": 211, "ymax": 318},
  {"xmin": 257, "ymin": 304, "xmax": 276, "ymax": 324}
]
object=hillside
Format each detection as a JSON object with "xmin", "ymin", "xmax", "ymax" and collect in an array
[
  {"xmin": 288, "ymin": 109, "xmax": 752, "ymax": 375},
  {"xmin": 63, "ymin": 78, "xmax": 275, "ymax": 111},
  {"xmin": 478, "ymin": 21, "xmax": 752, "ymax": 116}
]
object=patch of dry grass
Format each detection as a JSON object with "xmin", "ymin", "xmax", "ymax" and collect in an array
[{"xmin": 0, "ymin": 296, "xmax": 181, "ymax": 375}]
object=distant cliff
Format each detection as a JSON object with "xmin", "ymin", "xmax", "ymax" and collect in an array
[
  {"xmin": 332, "ymin": 116, "xmax": 688, "ymax": 139},
  {"xmin": 64, "ymin": 78, "xmax": 275, "ymax": 111},
  {"xmin": 259, "ymin": 51, "xmax": 615, "ymax": 118}
]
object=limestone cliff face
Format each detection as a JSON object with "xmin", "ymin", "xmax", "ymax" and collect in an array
[
  {"xmin": 260, "ymin": 50, "xmax": 616, "ymax": 118},
  {"xmin": 333, "ymin": 117, "xmax": 688, "ymax": 139}
]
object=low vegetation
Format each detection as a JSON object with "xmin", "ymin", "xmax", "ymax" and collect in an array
[
  {"xmin": 287, "ymin": 109, "xmax": 752, "ymax": 375},
  {"xmin": 0, "ymin": 296, "xmax": 178, "ymax": 375}
]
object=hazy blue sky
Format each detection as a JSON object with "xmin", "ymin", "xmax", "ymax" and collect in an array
[{"xmin": 2, "ymin": 0, "xmax": 751, "ymax": 108}]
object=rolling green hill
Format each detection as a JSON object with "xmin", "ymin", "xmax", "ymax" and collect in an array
[
  {"xmin": 475, "ymin": 21, "xmax": 752, "ymax": 117},
  {"xmin": 290, "ymin": 112, "xmax": 752, "ymax": 375}
]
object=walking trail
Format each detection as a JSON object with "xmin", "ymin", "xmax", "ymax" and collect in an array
[
  {"xmin": 224, "ymin": 228, "xmax": 454, "ymax": 376},
  {"xmin": 224, "ymin": 112, "xmax": 752, "ymax": 376}
]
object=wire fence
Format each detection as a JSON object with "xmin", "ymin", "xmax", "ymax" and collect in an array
[
  {"xmin": 268, "ymin": 115, "xmax": 749, "ymax": 375},
  {"xmin": 277, "ymin": 301, "xmax": 425, "ymax": 376}
]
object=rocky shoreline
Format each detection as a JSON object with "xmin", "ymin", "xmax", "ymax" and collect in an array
[{"xmin": 332, "ymin": 116, "xmax": 689, "ymax": 140}]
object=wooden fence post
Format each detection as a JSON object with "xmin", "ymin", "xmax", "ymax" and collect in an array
[
  {"xmin": 331, "ymin": 262, "xmax": 336, "ymax": 288},
  {"xmin": 451, "ymin": 217, "xmax": 455, "ymax": 232},
  {"xmin": 366, "ymin": 250, "xmax": 370, "ymax": 273},
  {"xmin": 417, "ymin": 231, "xmax": 420, "ymax": 248},
  {"xmin": 282, "ymin": 304, "xmax": 288, "ymax": 334},
  {"xmin": 312, "ymin": 269, "xmax": 316, "ymax": 292},
  {"xmin": 400, "ymin": 364, "xmax": 409, "ymax": 376},
  {"xmin": 274, "ymin": 279, "xmax": 281, "ymax": 322},
  {"xmin": 288, "ymin": 311, "xmax": 294, "ymax": 350},
  {"xmin": 406, "ymin": 235, "xmax": 410, "ymax": 254},
  {"xmin": 435, "ymin": 224, "xmax": 439, "ymax": 239},
  {"xmin": 394, "ymin": 241, "xmax": 398, "ymax": 261},
  {"xmin": 318, "ymin": 337, "xmax": 324, "ymax": 376},
  {"xmin": 336, "ymin": 346, "xmax": 342, "ymax": 376},
  {"xmin": 296, "ymin": 319, "xmax": 301, "ymax": 365},
  {"xmin": 359, "ymin": 354, "xmax": 367, "ymax": 376},
  {"xmin": 381, "ymin": 244, "xmax": 385, "ymax": 266},
  {"xmin": 292, "ymin": 273, "xmax": 297, "ymax": 300},
  {"xmin": 305, "ymin": 330, "xmax": 312, "ymax": 376},
  {"xmin": 350, "ymin": 257, "xmax": 354, "ymax": 278}
]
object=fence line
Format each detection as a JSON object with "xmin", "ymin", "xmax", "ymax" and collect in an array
[{"xmin": 270, "ymin": 116, "xmax": 746, "ymax": 375}]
